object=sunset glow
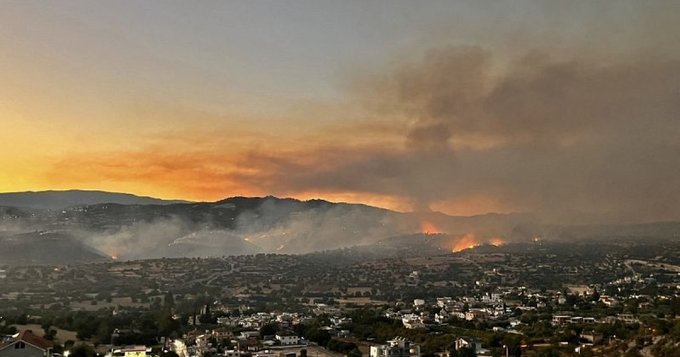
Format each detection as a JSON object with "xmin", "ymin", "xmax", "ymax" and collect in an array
[
  {"xmin": 2, "ymin": 2, "xmax": 680, "ymax": 351},
  {"xmin": 1, "ymin": 2, "xmax": 679, "ymax": 221}
]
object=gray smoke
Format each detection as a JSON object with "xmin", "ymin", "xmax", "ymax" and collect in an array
[
  {"xmin": 229, "ymin": 47, "xmax": 680, "ymax": 223},
  {"xmin": 70, "ymin": 203, "xmax": 409, "ymax": 259}
]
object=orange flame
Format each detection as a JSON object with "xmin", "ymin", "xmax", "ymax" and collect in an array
[
  {"xmin": 451, "ymin": 234, "xmax": 506, "ymax": 252},
  {"xmin": 420, "ymin": 221, "xmax": 441, "ymax": 235},
  {"xmin": 452, "ymin": 233, "xmax": 480, "ymax": 252},
  {"xmin": 489, "ymin": 237, "xmax": 505, "ymax": 246}
]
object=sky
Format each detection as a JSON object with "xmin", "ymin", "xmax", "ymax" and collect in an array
[{"xmin": 1, "ymin": 1, "xmax": 679, "ymax": 221}]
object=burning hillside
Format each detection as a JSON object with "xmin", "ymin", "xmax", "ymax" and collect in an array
[
  {"xmin": 450, "ymin": 233, "xmax": 506, "ymax": 252},
  {"xmin": 420, "ymin": 220, "xmax": 442, "ymax": 235}
]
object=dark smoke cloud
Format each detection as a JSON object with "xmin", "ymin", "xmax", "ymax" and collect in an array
[{"xmin": 234, "ymin": 47, "xmax": 680, "ymax": 223}]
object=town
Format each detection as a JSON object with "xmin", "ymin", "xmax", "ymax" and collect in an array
[{"xmin": 3, "ymin": 239, "xmax": 680, "ymax": 357}]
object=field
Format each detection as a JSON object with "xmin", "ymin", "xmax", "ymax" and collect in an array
[{"xmin": 11, "ymin": 324, "xmax": 80, "ymax": 343}]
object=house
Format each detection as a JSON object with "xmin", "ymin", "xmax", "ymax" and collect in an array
[
  {"xmin": 453, "ymin": 337, "xmax": 488, "ymax": 355},
  {"xmin": 617, "ymin": 314, "xmax": 639, "ymax": 324},
  {"xmin": 312, "ymin": 304, "xmax": 340, "ymax": 316},
  {"xmin": 508, "ymin": 318, "xmax": 522, "ymax": 328},
  {"xmin": 370, "ymin": 337, "xmax": 420, "ymax": 357},
  {"xmin": 329, "ymin": 317, "xmax": 352, "ymax": 327},
  {"xmin": 580, "ymin": 331, "xmax": 603, "ymax": 344},
  {"xmin": 114, "ymin": 346, "xmax": 148, "ymax": 357},
  {"xmin": 210, "ymin": 328, "xmax": 234, "ymax": 341},
  {"xmin": 275, "ymin": 332, "xmax": 300, "ymax": 346},
  {"xmin": 464, "ymin": 309, "xmax": 488, "ymax": 321},
  {"xmin": 552, "ymin": 315, "xmax": 571, "ymax": 326},
  {"xmin": 599, "ymin": 296, "xmax": 619, "ymax": 307},
  {"xmin": 481, "ymin": 293, "xmax": 502, "ymax": 304},
  {"xmin": 436, "ymin": 297, "xmax": 453, "ymax": 308},
  {"xmin": 566, "ymin": 285, "xmax": 593, "ymax": 296},
  {"xmin": 401, "ymin": 314, "xmax": 425, "ymax": 329},
  {"xmin": 0, "ymin": 330, "xmax": 53, "ymax": 357},
  {"xmin": 385, "ymin": 311, "xmax": 403, "ymax": 320},
  {"xmin": 239, "ymin": 331, "xmax": 260, "ymax": 340},
  {"xmin": 217, "ymin": 317, "xmax": 240, "ymax": 327},
  {"xmin": 434, "ymin": 310, "xmax": 449, "ymax": 324}
]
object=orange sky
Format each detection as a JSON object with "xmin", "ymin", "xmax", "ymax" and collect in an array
[{"xmin": 2, "ymin": 2, "xmax": 679, "ymax": 220}]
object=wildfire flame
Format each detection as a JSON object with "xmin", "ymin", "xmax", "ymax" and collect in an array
[
  {"xmin": 489, "ymin": 237, "xmax": 505, "ymax": 246},
  {"xmin": 452, "ymin": 233, "xmax": 479, "ymax": 252},
  {"xmin": 420, "ymin": 221, "xmax": 441, "ymax": 235},
  {"xmin": 452, "ymin": 234, "xmax": 506, "ymax": 252}
]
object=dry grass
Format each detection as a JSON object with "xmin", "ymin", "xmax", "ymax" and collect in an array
[{"xmin": 11, "ymin": 324, "xmax": 80, "ymax": 343}]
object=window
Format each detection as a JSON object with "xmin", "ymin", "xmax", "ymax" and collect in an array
[{"xmin": 15, "ymin": 341, "xmax": 26, "ymax": 349}]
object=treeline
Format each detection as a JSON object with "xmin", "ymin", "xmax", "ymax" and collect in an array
[{"xmin": 1, "ymin": 304, "xmax": 181, "ymax": 346}]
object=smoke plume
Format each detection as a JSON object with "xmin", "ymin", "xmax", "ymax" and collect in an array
[{"xmin": 230, "ymin": 47, "xmax": 680, "ymax": 223}]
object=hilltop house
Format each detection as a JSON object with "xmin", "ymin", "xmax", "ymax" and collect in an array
[{"xmin": 0, "ymin": 330, "xmax": 53, "ymax": 357}]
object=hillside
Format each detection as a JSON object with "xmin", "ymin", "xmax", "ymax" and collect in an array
[
  {"xmin": 0, "ymin": 231, "xmax": 108, "ymax": 265},
  {"xmin": 1, "ymin": 192, "xmax": 680, "ymax": 264},
  {"xmin": 0, "ymin": 190, "xmax": 189, "ymax": 210}
]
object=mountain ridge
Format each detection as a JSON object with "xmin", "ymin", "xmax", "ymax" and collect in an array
[
  {"xmin": 1, "ymin": 190, "xmax": 680, "ymax": 265},
  {"xmin": 0, "ymin": 189, "xmax": 190, "ymax": 210}
]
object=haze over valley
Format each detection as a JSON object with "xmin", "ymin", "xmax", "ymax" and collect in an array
[
  {"xmin": 2, "ymin": 2, "xmax": 680, "ymax": 357},
  {"xmin": 1, "ymin": 190, "xmax": 679, "ymax": 264}
]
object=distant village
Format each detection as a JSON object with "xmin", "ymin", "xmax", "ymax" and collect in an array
[{"xmin": 3, "ymin": 240, "xmax": 680, "ymax": 356}]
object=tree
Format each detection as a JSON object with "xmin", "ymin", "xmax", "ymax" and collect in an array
[
  {"xmin": 451, "ymin": 347, "xmax": 476, "ymax": 357},
  {"xmin": 259, "ymin": 323, "xmax": 279, "ymax": 337},
  {"xmin": 69, "ymin": 344, "xmax": 96, "ymax": 357},
  {"xmin": 347, "ymin": 349, "xmax": 362, "ymax": 357},
  {"xmin": 591, "ymin": 288, "xmax": 601, "ymax": 302},
  {"xmin": 41, "ymin": 322, "xmax": 57, "ymax": 341},
  {"xmin": 96, "ymin": 320, "xmax": 111, "ymax": 344},
  {"xmin": 158, "ymin": 311, "xmax": 180, "ymax": 337},
  {"xmin": 164, "ymin": 291, "xmax": 175, "ymax": 307}
]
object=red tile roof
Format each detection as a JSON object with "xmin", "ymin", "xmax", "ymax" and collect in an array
[{"xmin": 0, "ymin": 330, "xmax": 54, "ymax": 351}]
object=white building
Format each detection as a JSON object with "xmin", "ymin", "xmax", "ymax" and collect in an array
[
  {"xmin": 275, "ymin": 332, "xmax": 300, "ymax": 346},
  {"xmin": 436, "ymin": 297, "xmax": 453, "ymax": 308},
  {"xmin": 114, "ymin": 346, "xmax": 148, "ymax": 357},
  {"xmin": 401, "ymin": 314, "xmax": 425, "ymax": 329},
  {"xmin": 454, "ymin": 337, "xmax": 487, "ymax": 355},
  {"xmin": 370, "ymin": 337, "xmax": 420, "ymax": 357},
  {"xmin": 224, "ymin": 350, "xmax": 240, "ymax": 357}
]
